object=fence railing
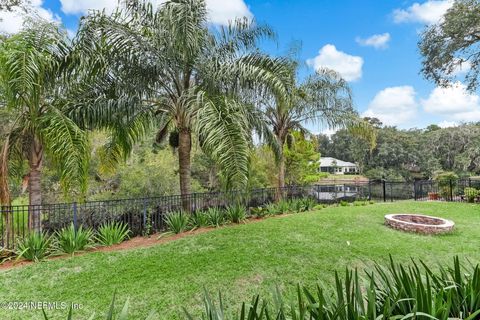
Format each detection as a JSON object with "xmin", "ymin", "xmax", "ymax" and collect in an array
[
  {"xmin": 414, "ymin": 178, "xmax": 480, "ymax": 202},
  {"xmin": 0, "ymin": 181, "xmax": 415, "ymax": 249}
]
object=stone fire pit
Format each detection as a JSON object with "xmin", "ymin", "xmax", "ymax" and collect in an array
[{"xmin": 385, "ymin": 214, "xmax": 454, "ymax": 235}]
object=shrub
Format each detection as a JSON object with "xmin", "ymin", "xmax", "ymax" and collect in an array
[
  {"xmin": 205, "ymin": 207, "xmax": 224, "ymax": 227},
  {"xmin": 225, "ymin": 204, "xmax": 246, "ymax": 224},
  {"xmin": 435, "ymin": 171, "xmax": 459, "ymax": 199},
  {"xmin": 265, "ymin": 202, "xmax": 279, "ymax": 215},
  {"xmin": 186, "ymin": 256, "xmax": 480, "ymax": 320},
  {"xmin": 275, "ymin": 199, "xmax": 290, "ymax": 214},
  {"xmin": 190, "ymin": 211, "xmax": 209, "ymax": 228},
  {"xmin": 339, "ymin": 200, "xmax": 349, "ymax": 206},
  {"xmin": 55, "ymin": 223, "xmax": 94, "ymax": 255},
  {"xmin": 15, "ymin": 232, "xmax": 52, "ymax": 261},
  {"xmin": 250, "ymin": 206, "xmax": 269, "ymax": 218},
  {"xmin": 464, "ymin": 187, "xmax": 479, "ymax": 203},
  {"xmin": 312, "ymin": 204, "xmax": 325, "ymax": 211},
  {"xmin": 164, "ymin": 211, "xmax": 191, "ymax": 234},
  {"xmin": 96, "ymin": 222, "xmax": 130, "ymax": 246}
]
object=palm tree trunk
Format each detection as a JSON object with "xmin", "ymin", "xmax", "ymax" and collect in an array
[
  {"xmin": 178, "ymin": 129, "xmax": 192, "ymax": 211},
  {"xmin": 28, "ymin": 138, "xmax": 43, "ymax": 232},
  {"xmin": 276, "ymin": 134, "xmax": 286, "ymax": 200}
]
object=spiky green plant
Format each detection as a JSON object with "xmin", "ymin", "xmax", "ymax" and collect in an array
[
  {"xmin": 95, "ymin": 222, "xmax": 130, "ymax": 246},
  {"xmin": 15, "ymin": 232, "xmax": 52, "ymax": 261},
  {"xmin": 225, "ymin": 204, "xmax": 247, "ymax": 224},
  {"xmin": 275, "ymin": 199, "xmax": 290, "ymax": 214},
  {"xmin": 54, "ymin": 223, "xmax": 94, "ymax": 255},
  {"xmin": 205, "ymin": 208, "xmax": 225, "ymax": 227},
  {"xmin": 164, "ymin": 211, "xmax": 191, "ymax": 234},
  {"xmin": 190, "ymin": 211, "xmax": 209, "ymax": 229}
]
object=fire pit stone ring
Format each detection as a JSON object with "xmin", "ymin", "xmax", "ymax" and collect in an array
[{"xmin": 385, "ymin": 214, "xmax": 454, "ymax": 235}]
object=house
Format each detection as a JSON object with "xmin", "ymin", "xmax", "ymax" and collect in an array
[{"xmin": 319, "ymin": 157, "xmax": 359, "ymax": 175}]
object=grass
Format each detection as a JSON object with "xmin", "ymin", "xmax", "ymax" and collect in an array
[{"xmin": 1, "ymin": 201, "xmax": 480, "ymax": 319}]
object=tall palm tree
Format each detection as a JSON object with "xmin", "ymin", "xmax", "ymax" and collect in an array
[
  {"xmin": 0, "ymin": 20, "xmax": 89, "ymax": 231},
  {"xmin": 260, "ymin": 66, "xmax": 374, "ymax": 192},
  {"xmin": 75, "ymin": 0, "xmax": 289, "ymax": 208}
]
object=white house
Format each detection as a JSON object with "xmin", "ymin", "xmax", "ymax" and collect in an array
[{"xmin": 319, "ymin": 157, "xmax": 359, "ymax": 175}]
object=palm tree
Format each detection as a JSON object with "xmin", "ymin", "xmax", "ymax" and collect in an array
[
  {"xmin": 260, "ymin": 66, "xmax": 374, "ymax": 192},
  {"xmin": 0, "ymin": 20, "xmax": 89, "ymax": 231},
  {"xmin": 75, "ymin": 0, "xmax": 289, "ymax": 209}
]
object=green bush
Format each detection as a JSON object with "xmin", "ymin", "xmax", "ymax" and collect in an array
[
  {"xmin": 275, "ymin": 199, "xmax": 290, "ymax": 214},
  {"xmin": 186, "ymin": 256, "xmax": 480, "ymax": 320},
  {"xmin": 96, "ymin": 222, "xmax": 131, "ymax": 246},
  {"xmin": 55, "ymin": 223, "xmax": 94, "ymax": 255},
  {"xmin": 312, "ymin": 204, "xmax": 325, "ymax": 211},
  {"xmin": 205, "ymin": 207, "xmax": 224, "ymax": 227},
  {"xmin": 16, "ymin": 232, "xmax": 52, "ymax": 262},
  {"xmin": 164, "ymin": 211, "xmax": 191, "ymax": 234},
  {"xmin": 464, "ymin": 187, "xmax": 479, "ymax": 203},
  {"xmin": 339, "ymin": 200, "xmax": 349, "ymax": 206},
  {"xmin": 190, "ymin": 211, "xmax": 209, "ymax": 228},
  {"xmin": 225, "ymin": 204, "xmax": 246, "ymax": 224},
  {"xmin": 265, "ymin": 202, "xmax": 280, "ymax": 215},
  {"xmin": 249, "ymin": 206, "xmax": 269, "ymax": 218}
]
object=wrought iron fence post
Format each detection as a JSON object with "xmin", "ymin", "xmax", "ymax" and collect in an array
[
  {"xmin": 368, "ymin": 181, "xmax": 372, "ymax": 201},
  {"xmin": 143, "ymin": 198, "xmax": 148, "ymax": 231},
  {"xmin": 449, "ymin": 179, "xmax": 454, "ymax": 202},
  {"xmin": 414, "ymin": 181, "xmax": 417, "ymax": 201},
  {"xmin": 72, "ymin": 202, "xmax": 78, "ymax": 231},
  {"xmin": 382, "ymin": 179, "xmax": 386, "ymax": 202}
]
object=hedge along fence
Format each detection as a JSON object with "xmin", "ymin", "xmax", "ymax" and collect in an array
[{"xmin": 0, "ymin": 181, "xmax": 408, "ymax": 250}]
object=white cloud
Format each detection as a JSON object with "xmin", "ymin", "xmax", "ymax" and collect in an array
[
  {"xmin": 362, "ymin": 86, "xmax": 418, "ymax": 126},
  {"xmin": 59, "ymin": 0, "xmax": 252, "ymax": 25},
  {"xmin": 421, "ymin": 82, "xmax": 480, "ymax": 114},
  {"xmin": 306, "ymin": 44, "xmax": 364, "ymax": 82},
  {"xmin": 355, "ymin": 33, "xmax": 390, "ymax": 49},
  {"xmin": 0, "ymin": 0, "xmax": 59, "ymax": 34},
  {"xmin": 438, "ymin": 120, "xmax": 458, "ymax": 128},
  {"xmin": 451, "ymin": 59, "xmax": 472, "ymax": 76},
  {"xmin": 393, "ymin": 0, "xmax": 453, "ymax": 24}
]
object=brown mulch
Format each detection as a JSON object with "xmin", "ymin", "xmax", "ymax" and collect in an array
[{"xmin": 0, "ymin": 214, "xmax": 292, "ymax": 272}]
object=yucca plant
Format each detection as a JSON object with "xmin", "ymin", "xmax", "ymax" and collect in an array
[
  {"xmin": 164, "ymin": 211, "xmax": 191, "ymax": 234},
  {"xmin": 96, "ymin": 222, "xmax": 130, "ymax": 246},
  {"xmin": 15, "ymin": 232, "xmax": 52, "ymax": 261},
  {"xmin": 205, "ymin": 207, "xmax": 225, "ymax": 227},
  {"xmin": 225, "ymin": 204, "xmax": 247, "ymax": 224},
  {"xmin": 54, "ymin": 223, "xmax": 94, "ymax": 255},
  {"xmin": 190, "ymin": 211, "xmax": 209, "ymax": 229}
]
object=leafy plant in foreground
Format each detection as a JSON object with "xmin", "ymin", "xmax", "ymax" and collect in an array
[
  {"xmin": 54, "ymin": 223, "xmax": 94, "ymax": 255},
  {"xmin": 464, "ymin": 187, "xmax": 479, "ymax": 203},
  {"xmin": 16, "ymin": 232, "xmax": 52, "ymax": 261},
  {"xmin": 164, "ymin": 211, "xmax": 191, "ymax": 234},
  {"xmin": 186, "ymin": 256, "xmax": 480, "ymax": 320},
  {"xmin": 205, "ymin": 208, "xmax": 225, "ymax": 227},
  {"xmin": 96, "ymin": 222, "xmax": 130, "ymax": 246},
  {"xmin": 225, "ymin": 204, "xmax": 247, "ymax": 224},
  {"xmin": 190, "ymin": 211, "xmax": 209, "ymax": 229}
]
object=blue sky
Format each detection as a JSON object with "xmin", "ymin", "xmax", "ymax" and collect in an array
[{"xmin": 2, "ymin": 0, "xmax": 479, "ymax": 131}]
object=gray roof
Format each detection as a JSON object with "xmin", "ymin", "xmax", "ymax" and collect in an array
[{"xmin": 319, "ymin": 157, "xmax": 357, "ymax": 167}]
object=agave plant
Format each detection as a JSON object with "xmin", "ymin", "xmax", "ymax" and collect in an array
[
  {"xmin": 95, "ymin": 222, "xmax": 130, "ymax": 246},
  {"xmin": 15, "ymin": 232, "xmax": 52, "ymax": 261},
  {"xmin": 54, "ymin": 223, "xmax": 94, "ymax": 255},
  {"xmin": 164, "ymin": 211, "xmax": 191, "ymax": 234}
]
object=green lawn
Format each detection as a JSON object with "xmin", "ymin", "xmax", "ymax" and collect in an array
[{"xmin": 1, "ymin": 201, "xmax": 479, "ymax": 319}]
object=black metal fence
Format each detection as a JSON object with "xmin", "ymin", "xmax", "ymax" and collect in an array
[
  {"xmin": 414, "ymin": 178, "xmax": 480, "ymax": 202},
  {"xmin": 0, "ymin": 181, "xmax": 414, "ymax": 249}
]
